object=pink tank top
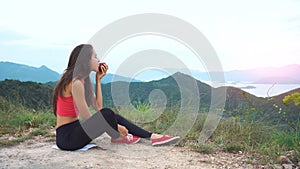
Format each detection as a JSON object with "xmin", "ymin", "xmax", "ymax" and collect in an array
[{"xmin": 56, "ymin": 95, "xmax": 79, "ymax": 117}]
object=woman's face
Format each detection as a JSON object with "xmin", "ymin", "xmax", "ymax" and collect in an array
[{"xmin": 89, "ymin": 49, "xmax": 100, "ymax": 72}]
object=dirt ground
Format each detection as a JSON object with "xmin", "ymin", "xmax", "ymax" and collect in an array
[{"xmin": 0, "ymin": 133, "xmax": 265, "ymax": 169}]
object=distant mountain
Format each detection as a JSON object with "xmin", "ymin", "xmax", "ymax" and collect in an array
[
  {"xmin": 254, "ymin": 76, "xmax": 300, "ymax": 84},
  {"xmin": 0, "ymin": 62, "xmax": 142, "ymax": 84},
  {"xmin": 91, "ymin": 73, "xmax": 143, "ymax": 84},
  {"xmin": 2, "ymin": 61, "xmax": 299, "ymax": 84},
  {"xmin": 228, "ymin": 65, "xmax": 300, "ymax": 83},
  {"xmin": 128, "ymin": 64, "xmax": 300, "ymax": 84},
  {"xmin": 0, "ymin": 62, "xmax": 60, "ymax": 83},
  {"xmin": 191, "ymin": 64, "xmax": 300, "ymax": 84}
]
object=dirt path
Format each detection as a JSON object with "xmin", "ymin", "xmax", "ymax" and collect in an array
[{"xmin": 0, "ymin": 133, "xmax": 264, "ymax": 169}]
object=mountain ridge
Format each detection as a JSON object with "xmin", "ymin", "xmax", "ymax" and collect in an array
[
  {"xmin": 0, "ymin": 62, "xmax": 60, "ymax": 83},
  {"xmin": 1, "ymin": 61, "xmax": 300, "ymax": 84},
  {"xmin": 0, "ymin": 62, "xmax": 142, "ymax": 84}
]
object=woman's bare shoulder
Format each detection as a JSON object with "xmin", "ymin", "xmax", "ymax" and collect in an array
[
  {"xmin": 72, "ymin": 79, "xmax": 84, "ymax": 86},
  {"xmin": 72, "ymin": 79, "xmax": 85, "ymax": 93}
]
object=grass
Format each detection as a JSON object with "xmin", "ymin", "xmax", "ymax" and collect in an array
[
  {"xmin": 182, "ymin": 114, "xmax": 300, "ymax": 165},
  {"xmin": 114, "ymin": 105, "xmax": 178, "ymax": 134},
  {"xmin": 0, "ymin": 97, "xmax": 56, "ymax": 147},
  {"xmin": 1, "ymin": 98, "xmax": 299, "ymax": 166},
  {"xmin": 117, "ymin": 104, "xmax": 300, "ymax": 165}
]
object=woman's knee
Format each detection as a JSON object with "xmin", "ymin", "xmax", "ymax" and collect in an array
[{"xmin": 99, "ymin": 108, "xmax": 116, "ymax": 120}]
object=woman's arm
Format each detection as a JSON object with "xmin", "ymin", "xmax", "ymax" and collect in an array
[
  {"xmin": 92, "ymin": 64, "xmax": 108, "ymax": 111},
  {"xmin": 93, "ymin": 79, "xmax": 103, "ymax": 111},
  {"xmin": 72, "ymin": 79, "xmax": 91, "ymax": 120}
]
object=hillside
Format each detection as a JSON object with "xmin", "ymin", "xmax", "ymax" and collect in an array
[
  {"xmin": 100, "ymin": 72, "xmax": 300, "ymax": 126},
  {"xmin": 101, "ymin": 72, "xmax": 212, "ymax": 109},
  {"xmin": 0, "ymin": 79, "xmax": 53, "ymax": 110},
  {"xmin": 0, "ymin": 72, "xmax": 299, "ymax": 125}
]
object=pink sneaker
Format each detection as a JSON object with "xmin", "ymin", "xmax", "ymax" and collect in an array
[
  {"xmin": 151, "ymin": 135, "xmax": 180, "ymax": 146},
  {"xmin": 111, "ymin": 134, "xmax": 141, "ymax": 144}
]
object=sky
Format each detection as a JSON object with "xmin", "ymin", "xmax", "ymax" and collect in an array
[{"xmin": 0, "ymin": 0, "xmax": 300, "ymax": 75}]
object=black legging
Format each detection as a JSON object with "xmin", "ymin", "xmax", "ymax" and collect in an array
[{"xmin": 56, "ymin": 108, "xmax": 152, "ymax": 151}]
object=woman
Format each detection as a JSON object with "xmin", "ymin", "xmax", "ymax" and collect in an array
[{"xmin": 53, "ymin": 44, "xmax": 180, "ymax": 151}]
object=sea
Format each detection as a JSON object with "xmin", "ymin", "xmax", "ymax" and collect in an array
[
  {"xmin": 201, "ymin": 81, "xmax": 300, "ymax": 98},
  {"xmin": 224, "ymin": 83, "xmax": 300, "ymax": 98}
]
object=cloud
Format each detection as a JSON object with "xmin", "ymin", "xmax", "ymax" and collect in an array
[
  {"xmin": 0, "ymin": 29, "xmax": 28, "ymax": 42},
  {"xmin": 1, "ymin": 0, "xmax": 300, "ymax": 73},
  {"xmin": 0, "ymin": 29, "xmax": 74, "ymax": 50}
]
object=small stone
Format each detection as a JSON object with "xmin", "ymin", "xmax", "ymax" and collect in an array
[
  {"xmin": 286, "ymin": 150, "xmax": 295, "ymax": 157},
  {"xmin": 276, "ymin": 156, "xmax": 293, "ymax": 164},
  {"xmin": 8, "ymin": 136, "xmax": 15, "ymax": 141},
  {"xmin": 282, "ymin": 164, "xmax": 293, "ymax": 169},
  {"xmin": 273, "ymin": 164, "xmax": 283, "ymax": 169}
]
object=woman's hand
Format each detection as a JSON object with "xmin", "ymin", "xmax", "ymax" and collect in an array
[
  {"xmin": 96, "ymin": 63, "xmax": 108, "ymax": 81},
  {"xmin": 117, "ymin": 124, "xmax": 128, "ymax": 136}
]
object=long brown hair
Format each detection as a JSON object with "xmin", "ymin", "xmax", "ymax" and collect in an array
[{"xmin": 52, "ymin": 44, "xmax": 95, "ymax": 116}]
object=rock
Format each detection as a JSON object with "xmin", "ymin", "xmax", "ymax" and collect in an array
[
  {"xmin": 286, "ymin": 150, "xmax": 295, "ymax": 157},
  {"xmin": 8, "ymin": 136, "xmax": 16, "ymax": 141},
  {"xmin": 276, "ymin": 156, "xmax": 293, "ymax": 164},
  {"xmin": 297, "ymin": 162, "xmax": 300, "ymax": 167},
  {"xmin": 282, "ymin": 164, "xmax": 293, "ymax": 169},
  {"xmin": 273, "ymin": 164, "xmax": 283, "ymax": 169}
]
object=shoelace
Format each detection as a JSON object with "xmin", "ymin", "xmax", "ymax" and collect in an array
[{"xmin": 126, "ymin": 134, "xmax": 133, "ymax": 141}]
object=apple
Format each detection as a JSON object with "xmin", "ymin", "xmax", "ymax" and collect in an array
[{"xmin": 98, "ymin": 62, "xmax": 106, "ymax": 73}]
